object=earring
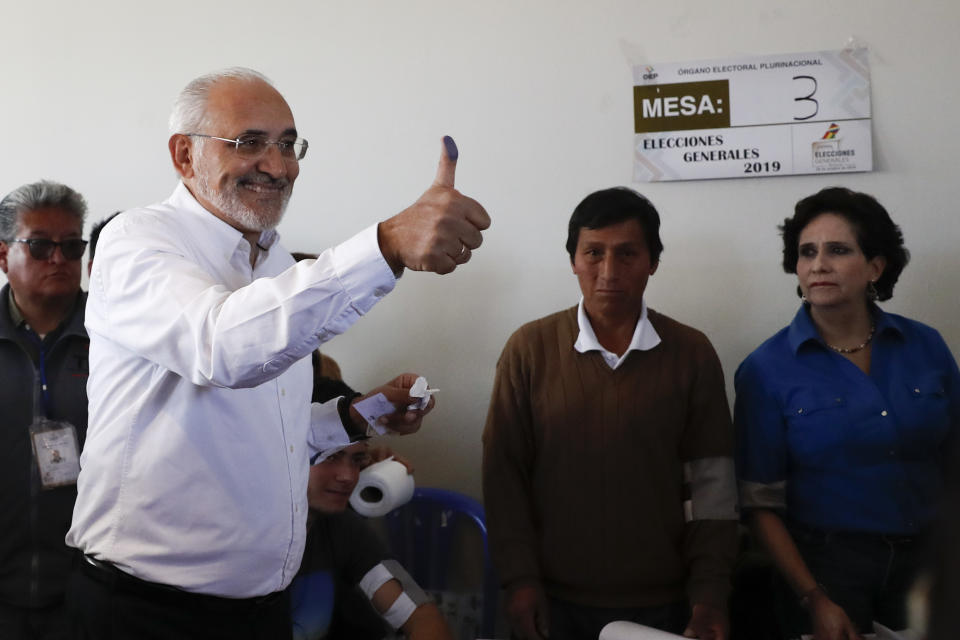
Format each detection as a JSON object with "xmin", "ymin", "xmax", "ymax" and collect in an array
[{"xmin": 866, "ymin": 281, "xmax": 879, "ymax": 301}]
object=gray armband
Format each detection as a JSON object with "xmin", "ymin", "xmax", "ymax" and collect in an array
[
  {"xmin": 357, "ymin": 560, "xmax": 431, "ymax": 630},
  {"xmin": 738, "ymin": 479, "xmax": 787, "ymax": 511},
  {"xmin": 682, "ymin": 456, "xmax": 739, "ymax": 521},
  {"xmin": 381, "ymin": 559, "xmax": 430, "ymax": 606}
]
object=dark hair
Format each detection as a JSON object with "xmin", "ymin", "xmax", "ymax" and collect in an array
[
  {"xmin": 0, "ymin": 180, "xmax": 87, "ymax": 243},
  {"xmin": 565, "ymin": 187, "xmax": 664, "ymax": 262},
  {"xmin": 780, "ymin": 187, "xmax": 909, "ymax": 301},
  {"xmin": 89, "ymin": 211, "xmax": 122, "ymax": 264}
]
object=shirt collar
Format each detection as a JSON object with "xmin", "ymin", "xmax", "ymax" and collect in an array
[
  {"xmin": 168, "ymin": 181, "xmax": 281, "ymax": 266},
  {"xmin": 574, "ymin": 297, "xmax": 661, "ymax": 368},
  {"xmin": 1, "ymin": 285, "xmax": 86, "ymax": 341},
  {"xmin": 787, "ymin": 303, "xmax": 903, "ymax": 354},
  {"xmin": 7, "ymin": 287, "xmax": 24, "ymax": 327}
]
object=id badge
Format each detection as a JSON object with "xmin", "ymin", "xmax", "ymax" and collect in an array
[{"xmin": 29, "ymin": 418, "xmax": 81, "ymax": 489}]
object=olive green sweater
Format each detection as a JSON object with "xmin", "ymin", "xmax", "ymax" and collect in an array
[{"xmin": 482, "ymin": 306, "xmax": 737, "ymax": 608}]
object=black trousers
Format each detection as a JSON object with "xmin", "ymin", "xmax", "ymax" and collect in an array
[
  {"xmin": 0, "ymin": 600, "xmax": 70, "ymax": 640},
  {"xmin": 66, "ymin": 556, "xmax": 291, "ymax": 640}
]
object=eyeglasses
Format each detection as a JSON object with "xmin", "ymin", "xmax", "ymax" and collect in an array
[
  {"xmin": 186, "ymin": 133, "xmax": 308, "ymax": 161},
  {"xmin": 13, "ymin": 238, "xmax": 88, "ymax": 261}
]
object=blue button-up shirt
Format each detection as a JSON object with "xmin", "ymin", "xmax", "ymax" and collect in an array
[{"xmin": 735, "ymin": 305, "xmax": 960, "ymax": 534}]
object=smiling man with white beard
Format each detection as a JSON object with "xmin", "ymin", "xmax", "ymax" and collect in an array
[{"xmin": 65, "ymin": 67, "xmax": 490, "ymax": 639}]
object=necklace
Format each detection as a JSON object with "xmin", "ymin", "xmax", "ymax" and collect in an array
[{"xmin": 826, "ymin": 322, "xmax": 875, "ymax": 354}]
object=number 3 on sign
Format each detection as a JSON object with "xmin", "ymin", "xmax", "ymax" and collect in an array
[{"xmin": 793, "ymin": 75, "xmax": 818, "ymax": 120}]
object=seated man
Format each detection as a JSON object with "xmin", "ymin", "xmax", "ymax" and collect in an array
[{"xmin": 291, "ymin": 442, "xmax": 453, "ymax": 640}]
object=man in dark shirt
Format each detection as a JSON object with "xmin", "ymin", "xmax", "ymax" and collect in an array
[{"xmin": 0, "ymin": 180, "xmax": 90, "ymax": 640}]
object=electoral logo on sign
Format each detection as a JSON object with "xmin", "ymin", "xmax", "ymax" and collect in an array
[{"xmin": 811, "ymin": 123, "xmax": 857, "ymax": 171}]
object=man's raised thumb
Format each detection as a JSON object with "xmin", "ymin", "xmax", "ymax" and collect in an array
[{"xmin": 433, "ymin": 135, "xmax": 458, "ymax": 188}]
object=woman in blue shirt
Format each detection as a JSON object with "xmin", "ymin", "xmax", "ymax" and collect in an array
[{"xmin": 735, "ymin": 187, "xmax": 960, "ymax": 640}]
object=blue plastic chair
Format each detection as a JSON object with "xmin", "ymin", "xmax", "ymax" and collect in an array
[{"xmin": 383, "ymin": 487, "xmax": 499, "ymax": 639}]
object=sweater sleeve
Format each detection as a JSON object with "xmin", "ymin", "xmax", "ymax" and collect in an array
[
  {"xmin": 679, "ymin": 333, "xmax": 739, "ymax": 607},
  {"xmin": 482, "ymin": 330, "xmax": 541, "ymax": 589}
]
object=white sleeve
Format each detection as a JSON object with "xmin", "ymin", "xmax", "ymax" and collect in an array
[{"xmin": 91, "ymin": 217, "xmax": 394, "ymax": 389}]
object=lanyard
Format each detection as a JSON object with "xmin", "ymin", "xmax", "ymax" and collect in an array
[{"xmin": 20, "ymin": 326, "xmax": 50, "ymax": 417}]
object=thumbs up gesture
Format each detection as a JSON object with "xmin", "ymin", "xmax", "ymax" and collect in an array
[{"xmin": 377, "ymin": 136, "xmax": 491, "ymax": 275}]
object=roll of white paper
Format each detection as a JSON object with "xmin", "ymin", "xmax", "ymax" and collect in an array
[
  {"xmin": 349, "ymin": 458, "xmax": 415, "ymax": 518},
  {"xmin": 599, "ymin": 621, "xmax": 686, "ymax": 640}
]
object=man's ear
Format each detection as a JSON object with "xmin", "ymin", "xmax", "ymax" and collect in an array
[
  {"xmin": 650, "ymin": 260, "xmax": 659, "ymax": 276},
  {"xmin": 169, "ymin": 134, "xmax": 196, "ymax": 179},
  {"xmin": 0, "ymin": 242, "xmax": 9, "ymax": 274}
]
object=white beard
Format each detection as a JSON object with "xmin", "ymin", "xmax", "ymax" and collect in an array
[{"xmin": 191, "ymin": 144, "xmax": 291, "ymax": 232}]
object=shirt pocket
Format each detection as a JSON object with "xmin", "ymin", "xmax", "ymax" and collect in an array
[
  {"xmin": 900, "ymin": 371, "xmax": 951, "ymax": 452},
  {"xmin": 783, "ymin": 390, "xmax": 847, "ymax": 466}
]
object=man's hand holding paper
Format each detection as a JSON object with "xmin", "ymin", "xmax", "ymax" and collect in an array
[{"xmin": 350, "ymin": 373, "xmax": 436, "ymax": 436}]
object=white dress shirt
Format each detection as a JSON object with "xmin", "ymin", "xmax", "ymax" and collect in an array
[
  {"xmin": 66, "ymin": 182, "xmax": 396, "ymax": 598},
  {"xmin": 573, "ymin": 297, "xmax": 661, "ymax": 368}
]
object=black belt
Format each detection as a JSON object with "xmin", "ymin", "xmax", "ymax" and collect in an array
[{"xmin": 79, "ymin": 554, "xmax": 285, "ymax": 612}]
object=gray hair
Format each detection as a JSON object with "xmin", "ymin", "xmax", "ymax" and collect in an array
[
  {"xmin": 168, "ymin": 67, "xmax": 274, "ymax": 136},
  {"xmin": 0, "ymin": 181, "xmax": 87, "ymax": 243}
]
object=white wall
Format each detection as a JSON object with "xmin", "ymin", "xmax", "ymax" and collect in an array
[{"xmin": 4, "ymin": 0, "xmax": 958, "ymax": 499}]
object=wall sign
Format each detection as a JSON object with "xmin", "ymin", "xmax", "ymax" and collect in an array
[{"xmin": 633, "ymin": 48, "xmax": 872, "ymax": 181}]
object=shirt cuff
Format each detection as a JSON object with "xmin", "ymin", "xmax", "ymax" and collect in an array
[
  {"xmin": 738, "ymin": 479, "xmax": 787, "ymax": 512},
  {"xmin": 307, "ymin": 400, "xmax": 351, "ymax": 458},
  {"xmin": 329, "ymin": 224, "xmax": 396, "ymax": 314}
]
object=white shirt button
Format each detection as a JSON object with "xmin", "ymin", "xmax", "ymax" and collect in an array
[{"xmin": 881, "ymin": 410, "xmax": 888, "ymax": 416}]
